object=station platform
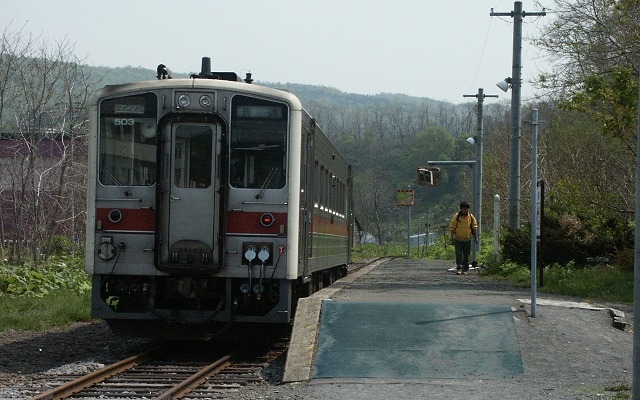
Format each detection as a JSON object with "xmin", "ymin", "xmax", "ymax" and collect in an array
[
  {"xmin": 313, "ymin": 301, "xmax": 522, "ymax": 379},
  {"xmin": 283, "ymin": 258, "xmax": 528, "ymax": 382}
]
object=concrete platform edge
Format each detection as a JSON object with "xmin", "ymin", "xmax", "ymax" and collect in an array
[{"xmin": 282, "ymin": 258, "xmax": 388, "ymax": 383}]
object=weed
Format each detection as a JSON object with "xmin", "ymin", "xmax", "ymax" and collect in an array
[{"xmin": 604, "ymin": 381, "xmax": 631, "ymax": 399}]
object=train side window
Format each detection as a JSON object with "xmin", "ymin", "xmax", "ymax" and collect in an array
[
  {"xmin": 319, "ymin": 165, "xmax": 325, "ymax": 209},
  {"xmin": 325, "ymin": 169, "xmax": 330, "ymax": 211},
  {"xmin": 230, "ymin": 96, "xmax": 288, "ymax": 189}
]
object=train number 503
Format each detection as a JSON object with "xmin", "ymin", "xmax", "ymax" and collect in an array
[{"xmin": 114, "ymin": 118, "xmax": 135, "ymax": 126}]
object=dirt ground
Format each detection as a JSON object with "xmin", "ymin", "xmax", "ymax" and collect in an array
[{"xmin": 0, "ymin": 321, "xmax": 157, "ymax": 391}]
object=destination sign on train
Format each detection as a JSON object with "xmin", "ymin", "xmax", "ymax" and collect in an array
[
  {"xmin": 237, "ymin": 105, "xmax": 283, "ymax": 119},
  {"xmin": 114, "ymin": 103, "xmax": 145, "ymax": 114}
]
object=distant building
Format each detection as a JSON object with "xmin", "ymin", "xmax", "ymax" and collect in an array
[
  {"xmin": 409, "ymin": 232, "xmax": 437, "ymax": 247},
  {"xmin": 360, "ymin": 232, "xmax": 377, "ymax": 244}
]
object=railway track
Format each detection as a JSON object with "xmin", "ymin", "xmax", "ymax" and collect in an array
[{"xmin": 28, "ymin": 332, "xmax": 288, "ymax": 400}]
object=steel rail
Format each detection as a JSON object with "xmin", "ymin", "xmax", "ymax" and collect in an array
[
  {"xmin": 29, "ymin": 348, "xmax": 158, "ymax": 400},
  {"xmin": 153, "ymin": 354, "xmax": 232, "ymax": 400}
]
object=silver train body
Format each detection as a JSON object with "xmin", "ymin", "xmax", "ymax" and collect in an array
[{"xmin": 85, "ymin": 65, "xmax": 352, "ymax": 338}]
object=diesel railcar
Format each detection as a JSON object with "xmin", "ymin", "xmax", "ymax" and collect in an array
[{"xmin": 85, "ymin": 58, "xmax": 352, "ymax": 338}]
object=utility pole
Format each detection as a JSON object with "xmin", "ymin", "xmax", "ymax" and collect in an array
[
  {"xmin": 632, "ymin": 59, "xmax": 640, "ymax": 400},
  {"xmin": 491, "ymin": 1, "xmax": 545, "ymax": 229},
  {"xmin": 463, "ymin": 88, "xmax": 498, "ymax": 261}
]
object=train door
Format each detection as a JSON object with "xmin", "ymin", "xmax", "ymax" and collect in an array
[{"xmin": 158, "ymin": 122, "xmax": 221, "ymax": 269}]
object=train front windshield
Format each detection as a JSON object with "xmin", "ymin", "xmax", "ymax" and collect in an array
[
  {"xmin": 230, "ymin": 96, "xmax": 288, "ymax": 189},
  {"xmin": 98, "ymin": 93, "xmax": 158, "ymax": 187}
]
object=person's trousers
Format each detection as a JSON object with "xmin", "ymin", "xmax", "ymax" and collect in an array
[{"xmin": 454, "ymin": 239, "xmax": 471, "ymax": 271}]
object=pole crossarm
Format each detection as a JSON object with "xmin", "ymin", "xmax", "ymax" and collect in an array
[
  {"xmin": 463, "ymin": 94, "xmax": 499, "ymax": 100},
  {"xmin": 427, "ymin": 160, "xmax": 476, "ymax": 167},
  {"xmin": 489, "ymin": 8, "xmax": 546, "ymax": 17}
]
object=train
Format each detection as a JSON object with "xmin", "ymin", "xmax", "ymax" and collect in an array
[{"xmin": 85, "ymin": 58, "xmax": 352, "ymax": 338}]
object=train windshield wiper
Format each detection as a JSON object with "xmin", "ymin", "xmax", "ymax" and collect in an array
[
  {"xmin": 235, "ymin": 144, "xmax": 279, "ymax": 151},
  {"xmin": 255, "ymin": 167, "xmax": 277, "ymax": 199},
  {"xmin": 104, "ymin": 170, "xmax": 131, "ymax": 196}
]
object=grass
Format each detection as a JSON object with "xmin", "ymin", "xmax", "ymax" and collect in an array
[
  {"xmin": 352, "ymin": 243, "xmax": 633, "ymax": 305},
  {"xmin": 0, "ymin": 289, "xmax": 92, "ymax": 331},
  {"xmin": 540, "ymin": 264, "xmax": 633, "ymax": 303}
]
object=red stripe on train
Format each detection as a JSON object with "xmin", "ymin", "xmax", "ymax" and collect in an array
[
  {"xmin": 96, "ymin": 208, "xmax": 156, "ymax": 232},
  {"xmin": 226, "ymin": 211, "xmax": 287, "ymax": 235}
]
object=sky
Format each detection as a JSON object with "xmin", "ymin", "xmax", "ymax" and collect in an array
[{"xmin": 1, "ymin": 0, "xmax": 555, "ymax": 104}]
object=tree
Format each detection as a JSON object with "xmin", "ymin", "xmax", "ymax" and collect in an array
[
  {"xmin": 353, "ymin": 169, "xmax": 393, "ymax": 245},
  {"xmin": 0, "ymin": 26, "xmax": 91, "ymax": 264},
  {"xmin": 512, "ymin": 0, "xmax": 640, "ymax": 264},
  {"xmin": 534, "ymin": 0, "xmax": 639, "ymax": 152}
]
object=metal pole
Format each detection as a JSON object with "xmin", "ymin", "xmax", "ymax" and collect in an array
[
  {"xmin": 632, "ymin": 60, "xmax": 640, "ymax": 400},
  {"xmin": 407, "ymin": 205, "xmax": 412, "ymax": 259},
  {"xmin": 476, "ymin": 91, "xmax": 484, "ymax": 261},
  {"xmin": 463, "ymin": 88, "xmax": 499, "ymax": 262},
  {"xmin": 530, "ymin": 109, "xmax": 539, "ymax": 317}
]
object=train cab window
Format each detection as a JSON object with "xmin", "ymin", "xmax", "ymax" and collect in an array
[
  {"xmin": 98, "ymin": 93, "xmax": 158, "ymax": 186},
  {"xmin": 173, "ymin": 125, "xmax": 213, "ymax": 188},
  {"xmin": 230, "ymin": 96, "xmax": 288, "ymax": 189}
]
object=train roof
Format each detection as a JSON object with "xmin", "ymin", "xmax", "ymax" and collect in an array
[{"xmin": 91, "ymin": 78, "xmax": 303, "ymax": 111}]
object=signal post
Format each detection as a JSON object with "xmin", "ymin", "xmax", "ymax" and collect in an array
[{"xmin": 396, "ymin": 189, "xmax": 415, "ymax": 259}]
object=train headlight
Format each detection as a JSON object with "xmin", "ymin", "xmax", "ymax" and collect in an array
[
  {"xmin": 108, "ymin": 209, "xmax": 123, "ymax": 223},
  {"xmin": 177, "ymin": 94, "xmax": 191, "ymax": 108},
  {"xmin": 199, "ymin": 95, "xmax": 212, "ymax": 108}
]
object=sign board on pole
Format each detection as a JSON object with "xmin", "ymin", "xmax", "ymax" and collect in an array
[{"xmin": 396, "ymin": 189, "xmax": 414, "ymax": 207}]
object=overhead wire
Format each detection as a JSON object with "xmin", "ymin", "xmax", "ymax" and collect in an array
[{"xmin": 466, "ymin": 8, "xmax": 496, "ymax": 94}]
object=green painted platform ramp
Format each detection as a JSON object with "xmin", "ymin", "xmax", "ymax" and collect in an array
[{"xmin": 313, "ymin": 301, "xmax": 523, "ymax": 379}]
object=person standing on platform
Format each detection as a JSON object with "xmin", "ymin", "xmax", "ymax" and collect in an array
[{"xmin": 449, "ymin": 201, "xmax": 478, "ymax": 275}]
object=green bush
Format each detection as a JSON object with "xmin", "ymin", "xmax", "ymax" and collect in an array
[
  {"xmin": 0, "ymin": 255, "xmax": 90, "ymax": 297},
  {"xmin": 611, "ymin": 246, "xmax": 634, "ymax": 272},
  {"xmin": 502, "ymin": 212, "xmax": 633, "ymax": 267},
  {"xmin": 48, "ymin": 235, "xmax": 83, "ymax": 257},
  {"xmin": 0, "ymin": 254, "xmax": 92, "ymax": 331}
]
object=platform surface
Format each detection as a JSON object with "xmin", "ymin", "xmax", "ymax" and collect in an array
[{"xmin": 313, "ymin": 300, "xmax": 523, "ymax": 379}]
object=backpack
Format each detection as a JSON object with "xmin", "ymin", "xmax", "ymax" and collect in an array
[{"xmin": 454, "ymin": 212, "xmax": 477, "ymax": 236}]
